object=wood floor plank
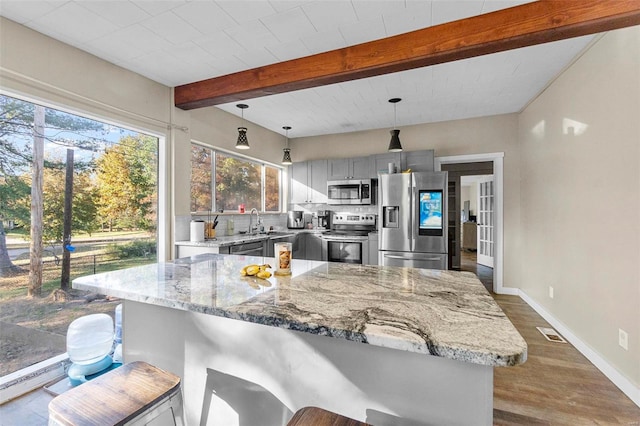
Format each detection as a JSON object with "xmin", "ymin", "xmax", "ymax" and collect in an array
[{"xmin": 460, "ymin": 251, "xmax": 640, "ymax": 425}]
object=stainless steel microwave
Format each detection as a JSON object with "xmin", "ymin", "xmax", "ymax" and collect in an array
[{"xmin": 327, "ymin": 179, "xmax": 374, "ymax": 205}]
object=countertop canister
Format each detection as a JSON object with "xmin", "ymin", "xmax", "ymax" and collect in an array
[{"xmin": 190, "ymin": 220, "xmax": 205, "ymax": 242}]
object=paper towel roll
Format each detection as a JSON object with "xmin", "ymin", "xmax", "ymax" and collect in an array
[{"xmin": 190, "ymin": 220, "xmax": 205, "ymax": 242}]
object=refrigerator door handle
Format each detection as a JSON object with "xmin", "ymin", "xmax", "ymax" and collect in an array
[{"xmin": 410, "ymin": 185, "xmax": 417, "ymax": 249}]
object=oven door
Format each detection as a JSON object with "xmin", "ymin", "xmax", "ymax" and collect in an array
[{"xmin": 326, "ymin": 240, "xmax": 362, "ymax": 264}]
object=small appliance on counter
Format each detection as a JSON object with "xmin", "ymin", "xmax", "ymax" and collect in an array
[
  {"xmin": 287, "ymin": 211, "xmax": 304, "ymax": 229},
  {"xmin": 317, "ymin": 210, "xmax": 332, "ymax": 229},
  {"xmin": 190, "ymin": 220, "xmax": 205, "ymax": 242},
  {"xmin": 303, "ymin": 212, "xmax": 313, "ymax": 229}
]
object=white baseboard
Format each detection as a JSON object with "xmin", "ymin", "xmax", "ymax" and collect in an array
[
  {"xmin": 495, "ymin": 286, "xmax": 519, "ymax": 296},
  {"xmin": 518, "ymin": 290, "xmax": 640, "ymax": 408}
]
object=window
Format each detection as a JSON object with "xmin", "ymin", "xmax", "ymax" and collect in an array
[
  {"xmin": 0, "ymin": 94, "xmax": 159, "ymax": 378},
  {"xmin": 190, "ymin": 144, "xmax": 282, "ymax": 213}
]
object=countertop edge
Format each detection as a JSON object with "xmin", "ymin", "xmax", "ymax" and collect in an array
[
  {"xmin": 73, "ymin": 277, "xmax": 527, "ymax": 368},
  {"xmin": 175, "ymin": 229, "xmax": 329, "ymax": 247}
]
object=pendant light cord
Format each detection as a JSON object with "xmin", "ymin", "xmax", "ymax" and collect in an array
[{"xmin": 394, "ymin": 102, "xmax": 397, "ymax": 130}]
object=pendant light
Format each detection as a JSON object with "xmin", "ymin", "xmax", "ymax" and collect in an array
[
  {"xmin": 235, "ymin": 104, "xmax": 250, "ymax": 150},
  {"xmin": 388, "ymin": 98, "xmax": 403, "ymax": 152},
  {"xmin": 282, "ymin": 126, "xmax": 292, "ymax": 165}
]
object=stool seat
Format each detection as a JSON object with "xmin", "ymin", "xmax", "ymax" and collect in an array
[
  {"xmin": 287, "ymin": 407, "xmax": 369, "ymax": 426},
  {"xmin": 48, "ymin": 361, "xmax": 183, "ymax": 426}
]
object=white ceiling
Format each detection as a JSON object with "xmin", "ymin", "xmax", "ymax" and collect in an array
[{"xmin": 0, "ymin": 0, "xmax": 595, "ymax": 138}]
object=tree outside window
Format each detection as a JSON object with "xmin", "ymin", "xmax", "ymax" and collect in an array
[{"xmin": 190, "ymin": 144, "xmax": 281, "ymax": 213}]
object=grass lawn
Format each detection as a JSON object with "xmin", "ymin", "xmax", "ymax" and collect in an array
[{"xmin": 0, "ymin": 239, "xmax": 156, "ymax": 376}]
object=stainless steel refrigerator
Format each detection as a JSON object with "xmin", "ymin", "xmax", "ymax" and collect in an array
[{"xmin": 379, "ymin": 172, "xmax": 448, "ymax": 270}]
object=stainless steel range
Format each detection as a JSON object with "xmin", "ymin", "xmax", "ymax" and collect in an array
[{"xmin": 322, "ymin": 212, "xmax": 376, "ymax": 264}]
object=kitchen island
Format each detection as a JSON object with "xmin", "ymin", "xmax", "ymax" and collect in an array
[{"xmin": 73, "ymin": 254, "xmax": 526, "ymax": 426}]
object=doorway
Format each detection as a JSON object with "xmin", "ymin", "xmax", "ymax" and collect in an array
[
  {"xmin": 440, "ymin": 162, "xmax": 493, "ymax": 271},
  {"xmin": 435, "ymin": 153, "xmax": 510, "ymax": 294},
  {"xmin": 460, "ymin": 175, "xmax": 495, "ymax": 293}
]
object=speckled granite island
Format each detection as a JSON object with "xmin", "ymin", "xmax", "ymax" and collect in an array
[{"xmin": 73, "ymin": 253, "xmax": 526, "ymax": 426}]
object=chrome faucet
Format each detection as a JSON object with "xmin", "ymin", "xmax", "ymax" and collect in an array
[{"xmin": 248, "ymin": 208, "xmax": 260, "ymax": 234}]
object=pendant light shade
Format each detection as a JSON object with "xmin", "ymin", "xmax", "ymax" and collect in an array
[
  {"xmin": 235, "ymin": 104, "xmax": 250, "ymax": 150},
  {"xmin": 282, "ymin": 126, "xmax": 292, "ymax": 165},
  {"xmin": 388, "ymin": 129, "xmax": 402, "ymax": 152},
  {"xmin": 388, "ymin": 98, "xmax": 403, "ymax": 152}
]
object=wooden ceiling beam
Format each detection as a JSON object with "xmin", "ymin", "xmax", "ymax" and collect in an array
[{"xmin": 174, "ymin": 0, "xmax": 640, "ymax": 110}]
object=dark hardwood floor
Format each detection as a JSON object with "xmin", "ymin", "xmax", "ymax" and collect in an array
[{"xmin": 460, "ymin": 250, "xmax": 640, "ymax": 425}]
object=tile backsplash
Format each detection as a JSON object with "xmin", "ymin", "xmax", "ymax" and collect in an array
[
  {"xmin": 289, "ymin": 203, "xmax": 377, "ymax": 216},
  {"xmin": 176, "ymin": 204, "xmax": 377, "ymax": 241},
  {"xmin": 176, "ymin": 213, "xmax": 288, "ymax": 240}
]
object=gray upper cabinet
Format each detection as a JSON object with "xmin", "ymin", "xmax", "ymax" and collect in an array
[
  {"xmin": 327, "ymin": 158, "xmax": 349, "ymax": 180},
  {"xmin": 402, "ymin": 149, "xmax": 434, "ymax": 172},
  {"xmin": 289, "ymin": 160, "xmax": 328, "ymax": 204},
  {"xmin": 370, "ymin": 152, "xmax": 402, "ymax": 177},
  {"xmin": 289, "ymin": 161, "xmax": 310, "ymax": 204},
  {"xmin": 351, "ymin": 157, "xmax": 370, "ymax": 179},
  {"xmin": 308, "ymin": 160, "xmax": 328, "ymax": 203},
  {"xmin": 328, "ymin": 157, "xmax": 369, "ymax": 180},
  {"xmin": 291, "ymin": 151, "xmax": 433, "ymax": 204}
]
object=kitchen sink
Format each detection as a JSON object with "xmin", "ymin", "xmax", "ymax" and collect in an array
[{"xmin": 265, "ymin": 231, "xmax": 295, "ymax": 236}]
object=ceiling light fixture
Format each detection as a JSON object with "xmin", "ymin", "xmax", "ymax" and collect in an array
[
  {"xmin": 388, "ymin": 98, "xmax": 403, "ymax": 152},
  {"xmin": 235, "ymin": 104, "xmax": 250, "ymax": 150},
  {"xmin": 282, "ymin": 126, "xmax": 292, "ymax": 165}
]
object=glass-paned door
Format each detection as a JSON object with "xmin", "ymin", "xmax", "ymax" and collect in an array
[{"xmin": 477, "ymin": 177, "xmax": 494, "ymax": 268}]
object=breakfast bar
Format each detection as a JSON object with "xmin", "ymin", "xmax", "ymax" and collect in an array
[{"xmin": 73, "ymin": 253, "xmax": 527, "ymax": 426}]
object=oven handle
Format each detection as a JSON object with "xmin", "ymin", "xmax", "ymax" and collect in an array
[{"xmin": 321, "ymin": 237, "xmax": 365, "ymax": 242}]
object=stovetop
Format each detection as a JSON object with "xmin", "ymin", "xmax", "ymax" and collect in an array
[
  {"xmin": 331, "ymin": 212, "xmax": 376, "ymax": 227},
  {"xmin": 328, "ymin": 212, "xmax": 377, "ymax": 238}
]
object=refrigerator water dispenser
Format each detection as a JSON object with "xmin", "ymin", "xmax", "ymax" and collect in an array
[{"xmin": 383, "ymin": 206, "xmax": 400, "ymax": 228}]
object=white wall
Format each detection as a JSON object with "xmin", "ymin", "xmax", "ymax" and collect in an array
[
  {"xmin": 518, "ymin": 26, "xmax": 640, "ymax": 388},
  {"xmin": 0, "ymin": 17, "xmax": 170, "ymax": 136},
  {"xmin": 461, "ymin": 178, "xmax": 481, "ymax": 217}
]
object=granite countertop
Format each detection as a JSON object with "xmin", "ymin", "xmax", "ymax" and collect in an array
[
  {"xmin": 175, "ymin": 229, "xmax": 327, "ymax": 247},
  {"xmin": 72, "ymin": 254, "xmax": 527, "ymax": 367}
]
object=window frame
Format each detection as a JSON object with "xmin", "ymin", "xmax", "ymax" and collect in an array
[
  {"xmin": 191, "ymin": 142, "xmax": 284, "ymax": 214},
  {"xmin": 0, "ymin": 88, "xmax": 168, "ymax": 400}
]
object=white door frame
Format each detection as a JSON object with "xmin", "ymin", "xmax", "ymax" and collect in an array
[{"xmin": 435, "ymin": 153, "xmax": 514, "ymax": 295}]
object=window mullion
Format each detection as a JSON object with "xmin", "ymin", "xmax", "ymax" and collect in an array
[
  {"xmin": 261, "ymin": 165, "xmax": 266, "ymax": 212},
  {"xmin": 211, "ymin": 149, "xmax": 217, "ymax": 212}
]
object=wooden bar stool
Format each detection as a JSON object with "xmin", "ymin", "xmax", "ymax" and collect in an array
[
  {"xmin": 48, "ymin": 361, "xmax": 184, "ymax": 426},
  {"xmin": 287, "ymin": 407, "xmax": 369, "ymax": 426}
]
